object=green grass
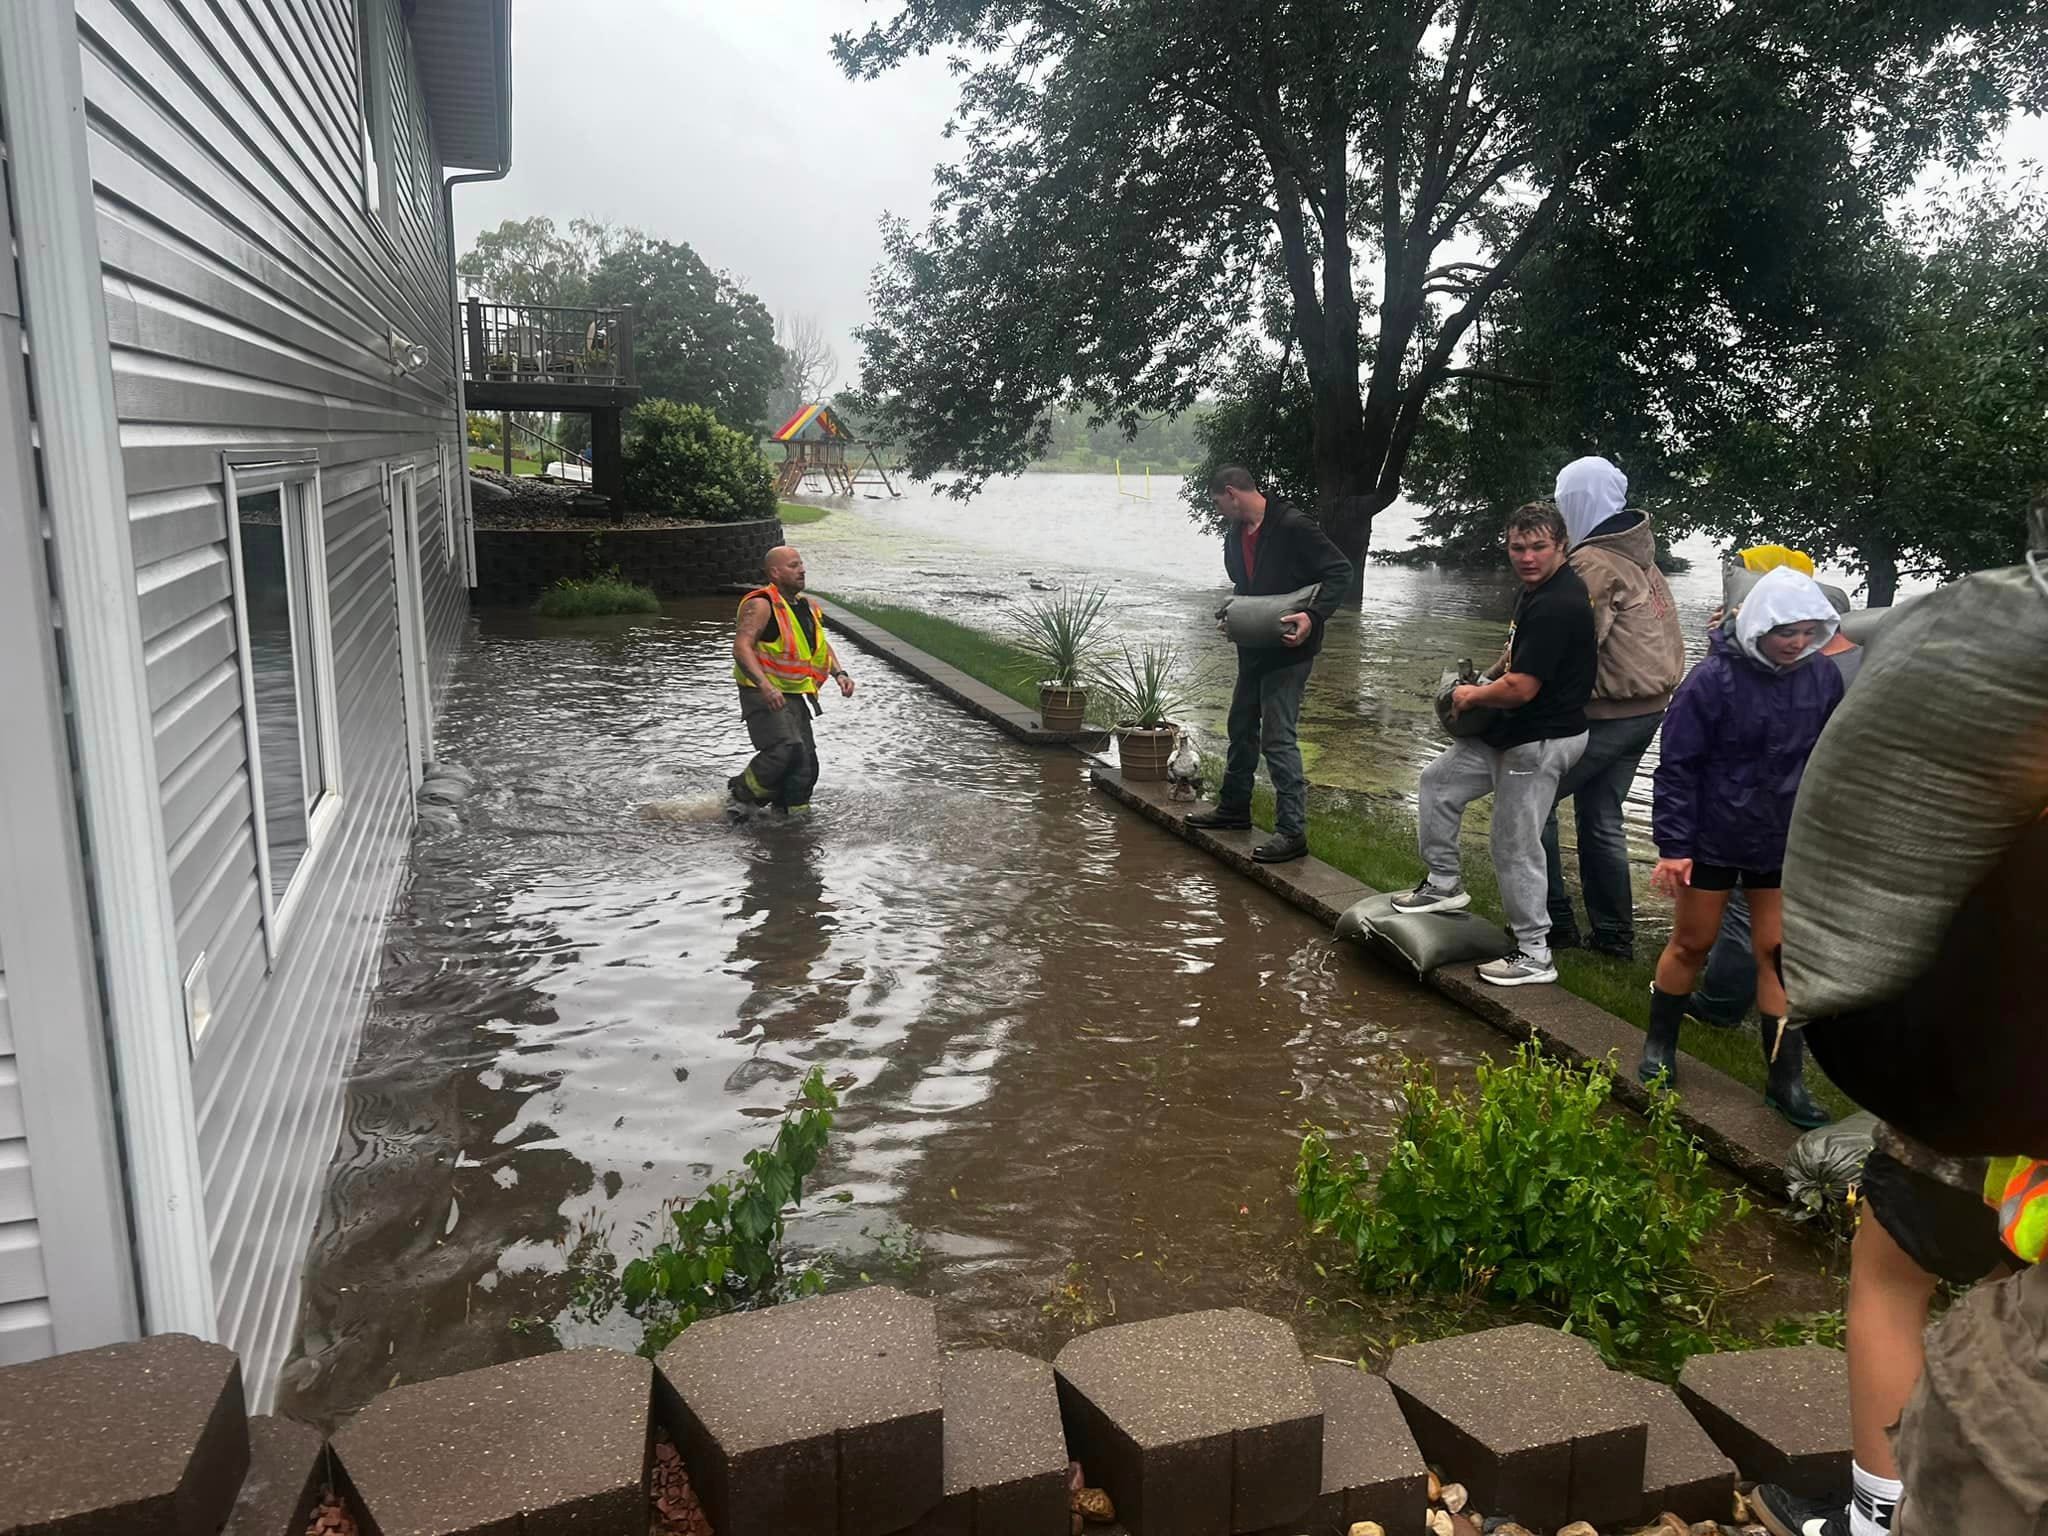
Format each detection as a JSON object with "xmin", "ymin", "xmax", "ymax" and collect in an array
[
  {"xmin": 778, "ymin": 501, "xmax": 830, "ymax": 526},
  {"xmin": 536, "ymin": 574, "xmax": 661, "ymax": 618},
  {"xmin": 470, "ymin": 448, "xmax": 543, "ymax": 476},
  {"xmin": 817, "ymin": 594, "xmax": 1042, "ymax": 710},
  {"xmin": 820, "ymin": 598, "xmax": 1852, "ymax": 1123}
]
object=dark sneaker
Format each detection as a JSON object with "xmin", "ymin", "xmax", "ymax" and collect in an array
[
  {"xmin": 1753, "ymin": 1483, "xmax": 1852, "ymax": 1536},
  {"xmin": 1252, "ymin": 832, "xmax": 1307, "ymax": 863},
  {"xmin": 1390, "ymin": 880, "xmax": 1471, "ymax": 915},
  {"xmin": 1186, "ymin": 804, "xmax": 1252, "ymax": 830},
  {"xmin": 1478, "ymin": 950, "xmax": 1558, "ymax": 987},
  {"xmin": 1588, "ymin": 939, "xmax": 1635, "ymax": 963},
  {"xmin": 1548, "ymin": 925, "xmax": 1585, "ymax": 951}
]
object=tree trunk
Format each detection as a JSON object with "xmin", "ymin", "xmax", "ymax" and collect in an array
[
  {"xmin": 1308, "ymin": 368, "xmax": 1391, "ymax": 604},
  {"xmin": 1861, "ymin": 539, "xmax": 1900, "ymax": 608}
]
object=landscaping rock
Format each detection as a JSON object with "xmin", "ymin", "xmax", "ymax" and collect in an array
[
  {"xmin": 1384, "ymin": 1325, "xmax": 1647, "ymax": 1532},
  {"xmin": 1675, "ymin": 1347, "xmax": 1850, "ymax": 1499},
  {"xmin": 1054, "ymin": 1308, "xmax": 1322, "ymax": 1535},
  {"xmin": 0, "ymin": 1332, "xmax": 249, "ymax": 1536},
  {"xmin": 224, "ymin": 1416, "xmax": 326, "ymax": 1536},
  {"xmin": 331, "ymin": 1347, "xmax": 650, "ymax": 1536},
  {"xmin": 907, "ymin": 1349, "xmax": 1070, "ymax": 1536},
  {"xmin": 1607, "ymin": 1375, "xmax": 1737, "ymax": 1524},
  {"xmin": 656, "ymin": 1286, "xmax": 943, "ymax": 1536}
]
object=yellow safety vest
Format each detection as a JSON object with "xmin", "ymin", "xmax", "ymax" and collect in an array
[
  {"xmin": 735, "ymin": 586, "xmax": 832, "ymax": 694},
  {"xmin": 1986, "ymin": 1157, "xmax": 2048, "ymax": 1264}
]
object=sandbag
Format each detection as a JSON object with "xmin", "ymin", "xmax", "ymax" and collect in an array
[
  {"xmin": 1433, "ymin": 661, "xmax": 1499, "ymax": 740},
  {"xmin": 1222, "ymin": 584, "xmax": 1322, "ymax": 647},
  {"xmin": 1783, "ymin": 560, "xmax": 2048, "ymax": 1021},
  {"xmin": 1835, "ymin": 595, "xmax": 1920, "ymax": 650},
  {"xmin": 1335, "ymin": 892, "xmax": 1516, "ymax": 978},
  {"xmin": 1786, "ymin": 1112, "xmax": 1878, "ymax": 1236}
]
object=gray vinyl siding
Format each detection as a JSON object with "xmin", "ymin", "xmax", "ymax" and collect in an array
[
  {"xmin": 77, "ymin": 0, "xmax": 467, "ymax": 1405},
  {"xmin": 0, "ymin": 959, "xmax": 56, "ymax": 1365}
]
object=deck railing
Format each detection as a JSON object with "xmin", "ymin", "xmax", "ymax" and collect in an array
[{"xmin": 461, "ymin": 299, "xmax": 635, "ymax": 388}]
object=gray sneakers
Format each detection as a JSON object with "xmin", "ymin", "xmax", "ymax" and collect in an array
[
  {"xmin": 1478, "ymin": 950, "xmax": 1559, "ymax": 987},
  {"xmin": 1390, "ymin": 880, "xmax": 1472, "ymax": 915}
]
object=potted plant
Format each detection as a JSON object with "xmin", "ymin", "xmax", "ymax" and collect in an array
[
  {"xmin": 1008, "ymin": 583, "xmax": 1110, "ymax": 733},
  {"xmin": 1102, "ymin": 641, "xmax": 1189, "ymax": 781}
]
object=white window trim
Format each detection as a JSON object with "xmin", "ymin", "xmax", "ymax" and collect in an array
[
  {"xmin": 439, "ymin": 438, "xmax": 458, "ymax": 569},
  {"xmin": 221, "ymin": 452, "xmax": 343, "ymax": 968}
]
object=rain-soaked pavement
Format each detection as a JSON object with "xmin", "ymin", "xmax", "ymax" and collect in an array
[{"xmin": 278, "ymin": 598, "xmax": 1834, "ymax": 1424}]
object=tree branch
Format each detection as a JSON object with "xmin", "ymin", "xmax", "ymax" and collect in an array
[{"xmin": 1440, "ymin": 365, "xmax": 1550, "ymax": 389}]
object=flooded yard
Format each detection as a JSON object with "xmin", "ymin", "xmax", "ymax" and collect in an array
[{"xmin": 279, "ymin": 596, "xmax": 1837, "ymax": 1425}]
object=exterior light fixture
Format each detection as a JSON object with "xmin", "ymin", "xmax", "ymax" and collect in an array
[{"xmin": 388, "ymin": 329, "xmax": 428, "ymax": 376}]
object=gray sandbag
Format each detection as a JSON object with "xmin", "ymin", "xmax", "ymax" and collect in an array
[
  {"xmin": 1783, "ymin": 559, "xmax": 2048, "ymax": 1020},
  {"xmin": 1724, "ymin": 562, "xmax": 1849, "ymax": 617},
  {"xmin": 1222, "ymin": 583, "xmax": 1323, "ymax": 647},
  {"xmin": 1836, "ymin": 594, "xmax": 1922, "ymax": 651},
  {"xmin": 1335, "ymin": 891, "xmax": 1516, "ymax": 978},
  {"xmin": 1433, "ymin": 660, "xmax": 1499, "ymax": 740},
  {"xmin": 1785, "ymin": 1111, "xmax": 1877, "ymax": 1238}
]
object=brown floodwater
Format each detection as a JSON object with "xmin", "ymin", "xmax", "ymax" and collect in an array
[{"xmin": 278, "ymin": 598, "xmax": 1837, "ymax": 1425}]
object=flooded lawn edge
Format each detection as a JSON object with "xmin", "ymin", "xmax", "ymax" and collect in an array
[{"xmin": 829, "ymin": 598, "xmax": 1848, "ymax": 1191}]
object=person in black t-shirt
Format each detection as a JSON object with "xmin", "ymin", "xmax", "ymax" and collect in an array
[{"xmin": 1392, "ymin": 502, "xmax": 1595, "ymax": 986}]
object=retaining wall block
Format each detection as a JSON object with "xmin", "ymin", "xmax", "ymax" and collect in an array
[
  {"xmin": 1384, "ymin": 1325, "xmax": 1646, "ymax": 1532},
  {"xmin": 1675, "ymin": 1346, "xmax": 1850, "ymax": 1499},
  {"xmin": 224, "ymin": 1417, "xmax": 327, "ymax": 1536},
  {"xmin": 1603, "ymin": 1375, "xmax": 1738, "ymax": 1525},
  {"xmin": 655, "ymin": 1286, "xmax": 944, "ymax": 1536},
  {"xmin": 330, "ymin": 1347, "xmax": 652, "ymax": 1536},
  {"xmin": 906, "ymin": 1349, "xmax": 1070, "ymax": 1536},
  {"xmin": 1053, "ymin": 1307, "xmax": 1322, "ymax": 1536},
  {"xmin": 0, "ymin": 1332, "xmax": 249, "ymax": 1536}
]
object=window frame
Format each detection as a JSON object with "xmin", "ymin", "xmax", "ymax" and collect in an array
[{"xmin": 221, "ymin": 451, "xmax": 343, "ymax": 966}]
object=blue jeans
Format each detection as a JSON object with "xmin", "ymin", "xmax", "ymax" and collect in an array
[
  {"xmin": 1688, "ymin": 889, "xmax": 1755, "ymax": 1026},
  {"xmin": 1542, "ymin": 711, "xmax": 1663, "ymax": 952},
  {"xmin": 1220, "ymin": 656, "xmax": 1312, "ymax": 837}
]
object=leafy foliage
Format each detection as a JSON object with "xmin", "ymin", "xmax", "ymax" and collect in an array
[
  {"xmin": 1007, "ymin": 584, "xmax": 1111, "ymax": 688},
  {"xmin": 568, "ymin": 1069, "xmax": 838, "ymax": 1356},
  {"xmin": 461, "ymin": 218, "xmax": 783, "ymax": 430},
  {"xmin": 624, "ymin": 401, "xmax": 778, "ymax": 522},
  {"xmin": 536, "ymin": 569, "xmax": 661, "ymax": 618},
  {"xmin": 1297, "ymin": 1043, "xmax": 1737, "ymax": 1371},
  {"xmin": 837, "ymin": 0, "xmax": 2040, "ymax": 567},
  {"xmin": 1101, "ymin": 642, "xmax": 1191, "ymax": 729}
]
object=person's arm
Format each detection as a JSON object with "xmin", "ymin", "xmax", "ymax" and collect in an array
[
  {"xmin": 1452, "ymin": 670, "xmax": 1541, "ymax": 715},
  {"xmin": 1457, "ymin": 587, "xmax": 1567, "ymax": 714},
  {"xmin": 1650, "ymin": 669, "xmax": 1720, "ymax": 889},
  {"xmin": 1280, "ymin": 515, "xmax": 1354, "ymax": 646},
  {"xmin": 818, "ymin": 605, "xmax": 856, "ymax": 697},
  {"xmin": 1578, "ymin": 551, "xmax": 1622, "ymax": 651},
  {"xmin": 733, "ymin": 596, "xmax": 783, "ymax": 708}
]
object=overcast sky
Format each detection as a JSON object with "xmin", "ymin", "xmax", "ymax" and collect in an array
[{"xmin": 454, "ymin": 2, "xmax": 2047, "ymax": 392}]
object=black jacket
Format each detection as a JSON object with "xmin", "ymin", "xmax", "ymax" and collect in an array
[{"xmin": 1221, "ymin": 501, "xmax": 1353, "ymax": 668}]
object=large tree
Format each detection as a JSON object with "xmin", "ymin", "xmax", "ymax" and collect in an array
[{"xmin": 837, "ymin": 0, "xmax": 2042, "ymax": 586}]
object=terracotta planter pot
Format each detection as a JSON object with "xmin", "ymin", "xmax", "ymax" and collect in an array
[
  {"xmin": 1116, "ymin": 723, "xmax": 1178, "ymax": 781},
  {"xmin": 1038, "ymin": 683, "xmax": 1089, "ymax": 733}
]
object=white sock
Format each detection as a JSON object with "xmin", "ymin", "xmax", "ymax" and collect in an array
[{"xmin": 1850, "ymin": 1461, "xmax": 1903, "ymax": 1536}]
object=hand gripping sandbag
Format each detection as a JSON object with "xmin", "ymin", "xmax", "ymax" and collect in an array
[
  {"xmin": 1782, "ymin": 559, "xmax": 2048, "ymax": 1021},
  {"xmin": 1433, "ymin": 660, "xmax": 1499, "ymax": 740},
  {"xmin": 1336, "ymin": 892, "xmax": 1516, "ymax": 978},
  {"xmin": 1222, "ymin": 583, "xmax": 1322, "ymax": 647}
]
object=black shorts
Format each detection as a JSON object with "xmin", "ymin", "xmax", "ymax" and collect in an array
[
  {"xmin": 1861, "ymin": 1149, "xmax": 2009, "ymax": 1287},
  {"xmin": 1690, "ymin": 863, "xmax": 1782, "ymax": 891}
]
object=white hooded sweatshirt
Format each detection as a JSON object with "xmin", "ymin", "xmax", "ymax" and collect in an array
[
  {"xmin": 1554, "ymin": 456, "xmax": 1629, "ymax": 550},
  {"xmin": 1732, "ymin": 565, "xmax": 1841, "ymax": 671}
]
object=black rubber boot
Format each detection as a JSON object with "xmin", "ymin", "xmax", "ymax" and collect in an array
[
  {"xmin": 1762, "ymin": 1017, "xmax": 1830, "ymax": 1131},
  {"xmin": 1640, "ymin": 986, "xmax": 1686, "ymax": 1087}
]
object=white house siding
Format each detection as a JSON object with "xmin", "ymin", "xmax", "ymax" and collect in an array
[
  {"xmin": 76, "ymin": 0, "xmax": 468, "ymax": 1404},
  {"xmin": 0, "ymin": 963, "xmax": 56, "ymax": 1366}
]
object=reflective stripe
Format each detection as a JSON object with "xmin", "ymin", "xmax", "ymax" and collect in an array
[
  {"xmin": 1985, "ymin": 1157, "xmax": 2048, "ymax": 1263},
  {"xmin": 735, "ymin": 586, "xmax": 830, "ymax": 693}
]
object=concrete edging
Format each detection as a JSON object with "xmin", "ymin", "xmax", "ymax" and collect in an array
[
  {"xmin": 1088, "ymin": 763, "xmax": 1797, "ymax": 1197},
  {"xmin": 825, "ymin": 608, "xmax": 1109, "ymax": 750}
]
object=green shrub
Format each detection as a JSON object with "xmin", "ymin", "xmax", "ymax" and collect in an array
[
  {"xmin": 624, "ymin": 400, "xmax": 777, "ymax": 522},
  {"xmin": 1297, "ymin": 1042, "xmax": 1739, "ymax": 1372},
  {"xmin": 565, "ymin": 1069, "xmax": 838, "ymax": 1355},
  {"xmin": 535, "ymin": 568, "xmax": 661, "ymax": 618}
]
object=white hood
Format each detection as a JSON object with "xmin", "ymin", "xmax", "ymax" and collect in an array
[
  {"xmin": 1554, "ymin": 456, "xmax": 1629, "ymax": 549},
  {"xmin": 1733, "ymin": 565, "xmax": 1840, "ymax": 670}
]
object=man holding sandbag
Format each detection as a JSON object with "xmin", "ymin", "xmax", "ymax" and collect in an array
[{"xmin": 1188, "ymin": 465, "xmax": 1352, "ymax": 863}]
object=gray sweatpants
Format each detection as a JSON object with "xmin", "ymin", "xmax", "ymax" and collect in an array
[{"xmin": 1418, "ymin": 734, "xmax": 1589, "ymax": 962}]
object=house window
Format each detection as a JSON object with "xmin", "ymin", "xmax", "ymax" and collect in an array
[
  {"xmin": 224, "ymin": 457, "xmax": 341, "ymax": 960},
  {"xmin": 358, "ymin": 0, "xmax": 398, "ymax": 231}
]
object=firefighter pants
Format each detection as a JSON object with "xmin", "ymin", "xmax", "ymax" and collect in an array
[{"xmin": 737, "ymin": 686, "xmax": 819, "ymax": 809}]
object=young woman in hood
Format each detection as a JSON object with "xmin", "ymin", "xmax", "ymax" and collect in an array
[{"xmin": 1640, "ymin": 564, "xmax": 1845, "ymax": 1127}]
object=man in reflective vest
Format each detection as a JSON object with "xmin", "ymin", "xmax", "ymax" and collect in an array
[{"xmin": 730, "ymin": 545, "xmax": 854, "ymax": 814}]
